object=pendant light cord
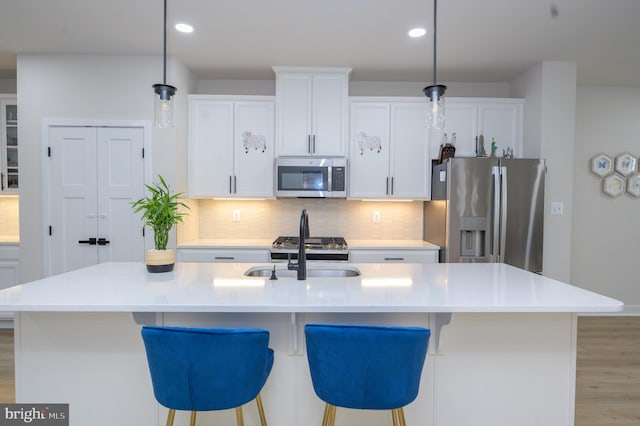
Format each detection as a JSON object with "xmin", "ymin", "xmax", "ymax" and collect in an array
[
  {"xmin": 162, "ymin": 0, "xmax": 168, "ymax": 85},
  {"xmin": 432, "ymin": 0, "xmax": 438, "ymax": 85}
]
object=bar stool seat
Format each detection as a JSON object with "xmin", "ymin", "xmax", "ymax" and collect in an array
[
  {"xmin": 304, "ymin": 324, "xmax": 430, "ymax": 426},
  {"xmin": 141, "ymin": 325, "xmax": 274, "ymax": 426}
]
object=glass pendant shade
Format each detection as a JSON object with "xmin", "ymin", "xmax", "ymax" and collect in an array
[
  {"xmin": 153, "ymin": 83, "xmax": 177, "ymax": 128},
  {"xmin": 424, "ymin": 84, "xmax": 447, "ymax": 130}
]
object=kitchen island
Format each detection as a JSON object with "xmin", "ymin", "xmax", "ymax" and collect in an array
[{"xmin": 0, "ymin": 262, "xmax": 622, "ymax": 426}]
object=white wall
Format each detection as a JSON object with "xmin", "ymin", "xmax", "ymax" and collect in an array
[
  {"xmin": 16, "ymin": 54, "xmax": 195, "ymax": 283},
  {"xmin": 572, "ymin": 87, "xmax": 640, "ymax": 312},
  {"xmin": 197, "ymin": 79, "xmax": 511, "ymax": 98},
  {"xmin": 511, "ymin": 61, "xmax": 577, "ymax": 283}
]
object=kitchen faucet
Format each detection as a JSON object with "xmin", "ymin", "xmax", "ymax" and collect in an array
[{"xmin": 288, "ymin": 209, "xmax": 309, "ymax": 280}]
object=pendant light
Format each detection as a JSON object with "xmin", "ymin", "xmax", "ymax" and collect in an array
[
  {"xmin": 423, "ymin": 0, "xmax": 446, "ymax": 130},
  {"xmin": 152, "ymin": 0, "xmax": 177, "ymax": 128}
]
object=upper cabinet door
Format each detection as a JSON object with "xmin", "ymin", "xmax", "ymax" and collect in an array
[
  {"xmin": 478, "ymin": 102, "xmax": 523, "ymax": 157},
  {"xmin": 233, "ymin": 101, "xmax": 275, "ymax": 197},
  {"xmin": 441, "ymin": 101, "xmax": 478, "ymax": 158},
  {"xmin": 311, "ymin": 73, "xmax": 348, "ymax": 156},
  {"xmin": 389, "ymin": 103, "xmax": 430, "ymax": 199},
  {"xmin": 0, "ymin": 99, "xmax": 18, "ymax": 193},
  {"xmin": 188, "ymin": 100, "xmax": 235, "ymax": 197},
  {"xmin": 349, "ymin": 102, "xmax": 391, "ymax": 198},
  {"xmin": 275, "ymin": 73, "xmax": 313, "ymax": 156},
  {"xmin": 188, "ymin": 96, "xmax": 275, "ymax": 198},
  {"xmin": 431, "ymin": 98, "xmax": 523, "ymax": 159},
  {"xmin": 275, "ymin": 67, "xmax": 350, "ymax": 156}
]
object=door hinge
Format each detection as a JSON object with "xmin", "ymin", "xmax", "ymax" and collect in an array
[
  {"xmin": 47, "ymin": 147, "xmax": 51, "ymax": 157},
  {"xmin": 49, "ymin": 225, "xmax": 52, "ymax": 236}
]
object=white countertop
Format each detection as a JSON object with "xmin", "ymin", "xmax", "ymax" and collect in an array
[{"xmin": 0, "ymin": 262, "xmax": 622, "ymax": 313}]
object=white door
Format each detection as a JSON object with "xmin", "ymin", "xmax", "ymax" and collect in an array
[
  {"xmin": 348, "ymin": 102, "xmax": 390, "ymax": 198},
  {"xmin": 47, "ymin": 126, "xmax": 145, "ymax": 275}
]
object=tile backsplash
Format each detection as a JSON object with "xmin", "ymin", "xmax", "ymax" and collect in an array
[
  {"xmin": 178, "ymin": 199, "xmax": 424, "ymax": 241},
  {"xmin": 0, "ymin": 196, "xmax": 19, "ymax": 238}
]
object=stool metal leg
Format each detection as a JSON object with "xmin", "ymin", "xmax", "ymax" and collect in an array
[
  {"xmin": 398, "ymin": 407, "xmax": 407, "ymax": 426},
  {"xmin": 256, "ymin": 394, "xmax": 267, "ymax": 426},
  {"xmin": 328, "ymin": 404, "xmax": 337, "ymax": 426},
  {"xmin": 166, "ymin": 409, "xmax": 176, "ymax": 426},
  {"xmin": 322, "ymin": 404, "xmax": 331, "ymax": 426},
  {"xmin": 391, "ymin": 408, "xmax": 399, "ymax": 426},
  {"xmin": 190, "ymin": 411, "xmax": 197, "ymax": 426},
  {"xmin": 236, "ymin": 406, "xmax": 245, "ymax": 426}
]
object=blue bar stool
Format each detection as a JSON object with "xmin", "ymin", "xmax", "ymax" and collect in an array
[
  {"xmin": 305, "ymin": 324, "xmax": 430, "ymax": 426},
  {"xmin": 141, "ymin": 326, "xmax": 274, "ymax": 426}
]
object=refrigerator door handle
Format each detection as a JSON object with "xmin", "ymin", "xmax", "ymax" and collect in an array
[
  {"xmin": 500, "ymin": 166, "xmax": 508, "ymax": 263},
  {"xmin": 491, "ymin": 166, "xmax": 501, "ymax": 262}
]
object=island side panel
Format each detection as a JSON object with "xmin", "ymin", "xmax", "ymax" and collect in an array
[
  {"xmin": 434, "ymin": 312, "xmax": 577, "ymax": 426},
  {"xmin": 14, "ymin": 312, "xmax": 158, "ymax": 426}
]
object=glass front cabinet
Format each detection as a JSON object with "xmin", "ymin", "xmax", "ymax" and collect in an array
[{"xmin": 0, "ymin": 97, "xmax": 18, "ymax": 193}]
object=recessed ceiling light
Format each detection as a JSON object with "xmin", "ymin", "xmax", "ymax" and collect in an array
[
  {"xmin": 175, "ymin": 23, "xmax": 194, "ymax": 33},
  {"xmin": 408, "ymin": 27, "xmax": 426, "ymax": 38}
]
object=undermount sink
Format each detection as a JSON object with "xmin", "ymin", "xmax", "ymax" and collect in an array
[{"xmin": 244, "ymin": 265, "xmax": 361, "ymax": 278}]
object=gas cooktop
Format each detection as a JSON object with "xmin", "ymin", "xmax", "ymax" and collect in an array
[{"xmin": 270, "ymin": 236, "xmax": 349, "ymax": 261}]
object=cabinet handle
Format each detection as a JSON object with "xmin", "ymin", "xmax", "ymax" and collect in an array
[
  {"xmin": 391, "ymin": 177, "xmax": 395, "ymax": 195},
  {"xmin": 214, "ymin": 256, "xmax": 235, "ymax": 260},
  {"xmin": 312, "ymin": 134, "xmax": 316, "ymax": 154},
  {"xmin": 78, "ymin": 238, "xmax": 97, "ymax": 245},
  {"xmin": 386, "ymin": 177, "xmax": 389, "ymax": 195},
  {"xmin": 308, "ymin": 135, "xmax": 311, "ymax": 153},
  {"xmin": 0, "ymin": 173, "xmax": 3, "ymax": 191},
  {"xmin": 97, "ymin": 238, "xmax": 110, "ymax": 246},
  {"xmin": 229, "ymin": 176, "xmax": 233, "ymax": 194},
  {"xmin": 384, "ymin": 257, "xmax": 405, "ymax": 261},
  {"xmin": 234, "ymin": 175, "xmax": 237, "ymax": 194}
]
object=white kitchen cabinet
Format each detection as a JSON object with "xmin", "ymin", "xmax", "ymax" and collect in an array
[
  {"xmin": 188, "ymin": 96, "xmax": 275, "ymax": 198},
  {"xmin": 274, "ymin": 67, "xmax": 350, "ymax": 157},
  {"xmin": 0, "ymin": 97, "xmax": 18, "ymax": 193},
  {"xmin": 432, "ymin": 98, "xmax": 523, "ymax": 159},
  {"xmin": 350, "ymin": 249, "xmax": 438, "ymax": 263},
  {"xmin": 177, "ymin": 248, "xmax": 270, "ymax": 263},
  {"xmin": 0, "ymin": 244, "xmax": 19, "ymax": 291},
  {"xmin": 349, "ymin": 99, "xmax": 430, "ymax": 199}
]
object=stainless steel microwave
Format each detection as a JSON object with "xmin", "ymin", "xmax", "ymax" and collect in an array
[{"xmin": 275, "ymin": 157, "xmax": 347, "ymax": 198}]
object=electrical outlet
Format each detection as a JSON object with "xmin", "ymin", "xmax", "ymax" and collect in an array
[
  {"xmin": 550, "ymin": 202, "xmax": 563, "ymax": 216},
  {"xmin": 232, "ymin": 210, "xmax": 241, "ymax": 221},
  {"xmin": 372, "ymin": 210, "xmax": 381, "ymax": 223}
]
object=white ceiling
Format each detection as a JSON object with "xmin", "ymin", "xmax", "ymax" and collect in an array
[{"xmin": 0, "ymin": 0, "xmax": 639, "ymax": 85}]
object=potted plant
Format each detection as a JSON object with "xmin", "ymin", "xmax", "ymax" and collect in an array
[{"xmin": 131, "ymin": 175, "xmax": 189, "ymax": 272}]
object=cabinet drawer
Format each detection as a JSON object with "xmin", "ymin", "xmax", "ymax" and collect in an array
[
  {"xmin": 177, "ymin": 248, "xmax": 270, "ymax": 263},
  {"xmin": 349, "ymin": 249, "xmax": 438, "ymax": 264}
]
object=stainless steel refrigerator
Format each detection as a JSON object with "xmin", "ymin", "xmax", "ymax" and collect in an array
[{"xmin": 424, "ymin": 157, "xmax": 546, "ymax": 273}]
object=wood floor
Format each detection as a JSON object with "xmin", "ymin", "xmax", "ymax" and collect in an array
[
  {"xmin": 575, "ymin": 316, "xmax": 640, "ymax": 426},
  {"xmin": 0, "ymin": 318, "xmax": 638, "ymax": 424}
]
